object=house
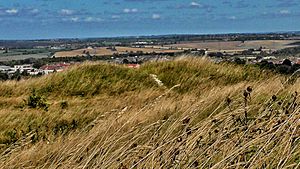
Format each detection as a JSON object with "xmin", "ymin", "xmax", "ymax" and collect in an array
[
  {"xmin": 50, "ymin": 46, "xmax": 64, "ymax": 50},
  {"xmin": 14, "ymin": 64, "xmax": 35, "ymax": 73},
  {"xmin": 0, "ymin": 65, "xmax": 14, "ymax": 73},
  {"xmin": 127, "ymin": 64, "xmax": 140, "ymax": 68},
  {"xmin": 40, "ymin": 63, "xmax": 71, "ymax": 75},
  {"xmin": 28, "ymin": 69, "xmax": 44, "ymax": 76},
  {"xmin": 40, "ymin": 65, "xmax": 58, "ymax": 74}
]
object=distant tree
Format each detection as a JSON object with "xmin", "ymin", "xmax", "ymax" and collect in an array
[
  {"xmin": 0, "ymin": 73, "xmax": 8, "ymax": 81},
  {"xmin": 282, "ymin": 59, "xmax": 292, "ymax": 66},
  {"xmin": 242, "ymin": 49, "xmax": 254, "ymax": 55},
  {"xmin": 198, "ymin": 49, "xmax": 206, "ymax": 56},
  {"xmin": 259, "ymin": 60, "xmax": 275, "ymax": 70},
  {"xmin": 234, "ymin": 57, "xmax": 246, "ymax": 65},
  {"xmin": 11, "ymin": 69, "xmax": 21, "ymax": 81},
  {"xmin": 33, "ymin": 61, "xmax": 44, "ymax": 69},
  {"xmin": 137, "ymin": 51, "xmax": 144, "ymax": 55},
  {"xmin": 24, "ymin": 58, "xmax": 34, "ymax": 64},
  {"xmin": 256, "ymin": 56, "xmax": 263, "ymax": 61},
  {"xmin": 260, "ymin": 51, "xmax": 268, "ymax": 57},
  {"xmin": 21, "ymin": 70, "xmax": 29, "ymax": 76},
  {"xmin": 34, "ymin": 72, "xmax": 42, "ymax": 76},
  {"xmin": 16, "ymin": 75, "xmax": 21, "ymax": 81},
  {"xmin": 122, "ymin": 59, "xmax": 129, "ymax": 64},
  {"xmin": 277, "ymin": 65, "xmax": 291, "ymax": 74},
  {"xmin": 208, "ymin": 52, "xmax": 223, "ymax": 58}
]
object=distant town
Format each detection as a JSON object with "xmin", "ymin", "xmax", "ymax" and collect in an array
[{"xmin": 1, "ymin": 32, "xmax": 300, "ymax": 81}]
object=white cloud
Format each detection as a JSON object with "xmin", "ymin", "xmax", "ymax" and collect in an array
[
  {"xmin": 84, "ymin": 17, "xmax": 103, "ymax": 22},
  {"xmin": 5, "ymin": 9, "xmax": 18, "ymax": 14},
  {"xmin": 85, "ymin": 17, "xmax": 93, "ymax": 22},
  {"xmin": 30, "ymin": 9, "xmax": 39, "ymax": 14},
  {"xmin": 190, "ymin": 2, "xmax": 202, "ymax": 7},
  {"xmin": 62, "ymin": 16, "xmax": 103, "ymax": 23},
  {"xmin": 131, "ymin": 8, "xmax": 138, "ymax": 12},
  {"xmin": 279, "ymin": 10, "xmax": 290, "ymax": 14},
  {"xmin": 228, "ymin": 16, "xmax": 237, "ymax": 20},
  {"xmin": 123, "ymin": 8, "xmax": 138, "ymax": 13},
  {"xmin": 112, "ymin": 15, "xmax": 120, "ymax": 19},
  {"xmin": 152, "ymin": 14, "xmax": 161, "ymax": 20},
  {"xmin": 60, "ymin": 9, "xmax": 74, "ymax": 15},
  {"xmin": 70, "ymin": 17, "xmax": 79, "ymax": 22},
  {"xmin": 123, "ymin": 8, "xmax": 130, "ymax": 13}
]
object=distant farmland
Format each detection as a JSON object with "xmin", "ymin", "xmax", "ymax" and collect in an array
[
  {"xmin": 54, "ymin": 47, "xmax": 183, "ymax": 57},
  {"xmin": 0, "ymin": 48, "xmax": 53, "ymax": 61},
  {"xmin": 167, "ymin": 40, "xmax": 300, "ymax": 52},
  {"xmin": 0, "ymin": 53, "xmax": 49, "ymax": 62}
]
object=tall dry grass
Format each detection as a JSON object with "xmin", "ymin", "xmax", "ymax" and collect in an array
[{"xmin": 0, "ymin": 57, "xmax": 299, "ymax": 168}]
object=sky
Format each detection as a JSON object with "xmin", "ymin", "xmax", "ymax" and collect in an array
[{"xmin": 0, "ymin": 0, "xmax": 299, "ymax": 40}]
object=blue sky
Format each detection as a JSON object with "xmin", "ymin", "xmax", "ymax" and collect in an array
[{"xmin": 0, "ymin": 0, "xmax": 299, "ymax": 39}]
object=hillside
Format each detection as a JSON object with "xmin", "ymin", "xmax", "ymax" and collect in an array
[{"xmin": 0, "ymin": 57, "xmax": 299, "ymax": 168}]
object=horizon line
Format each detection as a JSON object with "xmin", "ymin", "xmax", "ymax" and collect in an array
[{"xmin": 1, "ymin": 30, "xmax": 300, "ymax": 41}]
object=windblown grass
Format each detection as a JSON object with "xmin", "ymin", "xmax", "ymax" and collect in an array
[{"xmin": 0, "ymin": 56, "xmax": 299, "ymax": 168}]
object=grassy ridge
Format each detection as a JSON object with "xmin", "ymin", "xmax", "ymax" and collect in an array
[
  {"xmin": 0, "ymin": 62, "xmax": 157, "ymax": 97},
  {"xmin": 0, "ymin": 58, "xmax": 269, "ymax": 97},
  {"xmin": 0, "ymin": 57, "xmax": 299, "ymax": 168}
]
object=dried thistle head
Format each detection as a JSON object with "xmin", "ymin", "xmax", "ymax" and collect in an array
[
  {"xmin": 243, "ymin": 86, "xmax": 253, "ymax": 99},
  {"xmin": 182, "ymin": 117, "xmax": 190, "ymax": 125},
  {"xmin": 246, "ymin": 86, "xmax": 253, "ymax": 93},
  {"xmin": 186, "ymin": 127, "xmax": 192, "ymax": 136},
  {"xmin": 226, "ymin": 97, "xmax": 232, "ymax": 105},
  {"xmin": 272, "ymin": 95, "xmax": 277, "ymax": 102},
  {"xmin": 211, "ymin": 119, "xmax": 218, "ymax": 123},
  {"xmin": 193, "ymin": 161, "xmax": 199, "ymax": 167}
]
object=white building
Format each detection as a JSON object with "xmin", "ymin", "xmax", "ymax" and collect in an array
[
  {"xmin": 0, "ymin": 65, "xmax": 13, "ymax": 73},
  {"xmin": 14, "ymin": 64, "xmax": 35, "ymax": 73}
]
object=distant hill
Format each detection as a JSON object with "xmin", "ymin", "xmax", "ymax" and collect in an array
[{"xmin": 0, "ymin": 57, "xmax": 299, "ymax": 168}]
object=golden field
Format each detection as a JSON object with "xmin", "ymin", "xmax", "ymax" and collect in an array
[
  {"xmin": 54, "ymin": 47, "xmax": 183, "ymax": 57},
  {"xmin": 167, "ymin": 40, "xmax": 299, "ymax": 52}
]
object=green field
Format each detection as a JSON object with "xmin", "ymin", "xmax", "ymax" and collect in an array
[{"xmin": 0, "ymin": 48, "xmax": 58, "ymax": 61}]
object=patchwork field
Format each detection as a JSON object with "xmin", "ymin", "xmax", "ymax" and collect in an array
[
  {"xmin": 0, "ymin": 53, "xmax": 49, "ymax": 62},
  {"xmin": 167, "ymin": 40, "xmax": 300, "ymax": 52},
  {"xmin": 54, "ymin": 47, "xmax": 183, "ymax": 57},
  {"xmin": 0, "ymin": 48, "xmax": 54, "ymax": 61}
]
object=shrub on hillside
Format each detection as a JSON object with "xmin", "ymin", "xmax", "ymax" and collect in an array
[
  {"xmin": 26, "ymin": 89, "xmax": 49, "ymax": 111},
  {"xmin": 60, "ymin": 101, "xmax": 68, "ymax": 109}
]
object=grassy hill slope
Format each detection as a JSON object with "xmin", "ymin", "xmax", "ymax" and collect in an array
[{"xmin": 0, "ymin": 57, "xmax": 299, "ymax": 168}]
